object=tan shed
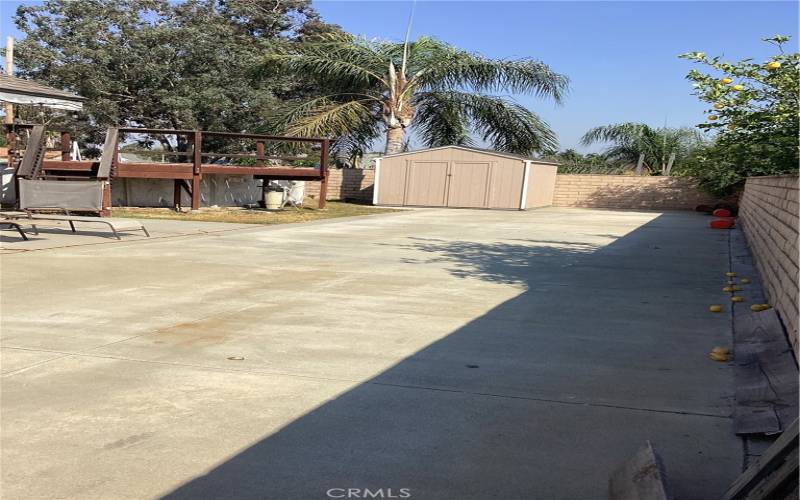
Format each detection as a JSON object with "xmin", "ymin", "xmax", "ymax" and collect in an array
[{"xmin": 373, "ymin": 146, "xmax": 558, "ymax": 210}]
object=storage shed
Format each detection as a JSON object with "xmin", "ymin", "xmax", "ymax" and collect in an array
[{"xmin": 373, "ymin": 146, "xmax": 558, "ymax": 210}]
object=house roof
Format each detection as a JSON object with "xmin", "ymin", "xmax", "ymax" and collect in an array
[
  {"xmin": 381, "ymin": 145, "xmax": 560, "ymax": 165},
  {"xmin": 0, "ymin": 73, "xmax": 86, "ymax": 110}
]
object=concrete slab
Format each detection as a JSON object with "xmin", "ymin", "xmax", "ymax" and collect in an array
[{"xmin": 1, "ymin": 208, "xmax": 741, "ymax": 499}]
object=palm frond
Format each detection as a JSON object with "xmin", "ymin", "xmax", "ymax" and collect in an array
[
  {"xmin": 272, "ymin": 35, "xmax": 567, "ymax": 155},
  {"xmin": 272, "ymin": 96, "xmax": 382, "ymax": 159},
  {"xmin": 412, "ymin": 91, "xmax": 473, "ymax": 148},
  {"xmin": 408, "ymin": 37, "xmax": 569, "ymax": 102},
  {"xmin": 580, "ymin": 123, "xmax": 655, "ymax": 146},
  {"xmin": 414, "ymin": 91, "xmax": 557, "ymax": 154},
  {"xmin": 581, "ymin": 122, "xmax": 703, "ymax": 172},
  {"xmin": 264, "ymin": 33, "xmax": 388, "ymax": 89}
]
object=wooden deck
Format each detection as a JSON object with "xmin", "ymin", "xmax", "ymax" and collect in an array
[{"xmin": 5, "ymin": 124, "xmax": 332, "ymax": 212}]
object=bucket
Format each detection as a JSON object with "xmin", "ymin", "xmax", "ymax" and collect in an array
[{"xmin": 265, "ymin": 190, "xmax": 283, "ymax": 210}]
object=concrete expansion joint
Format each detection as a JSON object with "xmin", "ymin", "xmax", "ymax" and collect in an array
[{"xmin": 0, "ymin": 345, "xmax": 732, "ymax": 421}]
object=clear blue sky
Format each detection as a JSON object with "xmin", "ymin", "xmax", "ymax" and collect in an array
[{"xmin": 2, "ymin": 1, "xmax": 798, "ymax": 152}]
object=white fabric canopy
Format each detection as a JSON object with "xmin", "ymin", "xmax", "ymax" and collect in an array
[{"xmin": 0, "ymin": 90, "xmax": 84, "ymax": 111}]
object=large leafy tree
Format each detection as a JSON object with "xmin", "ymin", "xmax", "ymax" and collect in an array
[
  {"xmin": 267, "ymin": 34, "xmax": 568, "ymax": 158},
  {"xmin": 678, "ymin": 36, "xmax": 799, "ymax": 195},
  {"xmin": 11, "ymin": 0, "xmax": 339, "ymax": 151},
  {"xmin": 580, "ymin": 122, "xmax": 702, "ymax": 175}
]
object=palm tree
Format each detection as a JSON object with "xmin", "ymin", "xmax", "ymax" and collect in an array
[
  {"xmin": 580, "ymin": 122, "xmax": 702, "ymax": 175},
  {"xmin": 267, "ymin": 34, "xmax": 568, "ymax": 158}
]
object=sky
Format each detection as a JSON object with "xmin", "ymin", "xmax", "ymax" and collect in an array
[{"xmin": 1, "ymin": 1, "xmax": 798, "ymax": 152}]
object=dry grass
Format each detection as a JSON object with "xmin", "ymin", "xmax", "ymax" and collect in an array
[{"xmin": 111, "ymin": 200, "xmax": 403, "ymax": 225}]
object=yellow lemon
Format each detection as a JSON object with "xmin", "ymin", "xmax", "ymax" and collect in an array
[
  {"xmin": 720, "ymin": 77, "xmax": 733, "ymax": 84},
  {"xmin": 740, "ymin": 278, "xmax": 750, "ymax": 284},
  {"xmin": 731, "ymin": 296, "xmax": 745, "ymax": 302},
  {"xmin": 766, "ymin": 61, "xmax": 781, "ymax": 70},
  {"xmin": 726, "ymin": 272, "xmax": 737, "ymax": 277},
  {"xmin": 714, "ymin": 103, "xmax": 725, "ymax": 110},
  {"xmin": 710, "ymin": 346, "xmax": 731, "ymax": 362},
  {"xmin": 732, "ymin": 84, "xmax": 745, "ymax": 91},
  {"xmin": 708, "ymin": 115, "xmax": 718, "ymax": 121},
  {"xmin": 751, "ymin": 304, "xmax": 772, "ymax": 312},
  {"xmin": 709, "ymin": 305, "xmax": 723, "ymax": 313},
  {"xmin": 723, "ymin": 286, "xmax": 734, "ymax": 292},
  {"xmin": 732, "ymin": 286, "xmax": 743, "ymax": 291}
]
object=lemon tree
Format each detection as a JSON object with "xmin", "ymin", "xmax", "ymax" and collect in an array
[{"xmin": 678, "ymin": 36, "xmax": 799, "ymax": 195}]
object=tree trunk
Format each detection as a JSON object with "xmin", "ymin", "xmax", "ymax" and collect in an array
[{"xmin": 384, "ymin": 126, "xmax": 405, "ymax": 155}]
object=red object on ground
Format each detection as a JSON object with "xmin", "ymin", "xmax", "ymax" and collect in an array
[
  {"xmin": 712, "ymin": 208, "xmax": 732, "ymax": 217},
  {"xmin": 710, "ymin": 219, "xmax": 735, "ymax": 229}
]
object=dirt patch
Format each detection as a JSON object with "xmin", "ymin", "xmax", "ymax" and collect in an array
[{"xmin": 112, "ymin": 201, "xmax": 402, "ymax": 225}]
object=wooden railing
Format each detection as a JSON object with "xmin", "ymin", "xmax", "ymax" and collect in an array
[
  {"xmin": 111, "ymin": 127, "xmax": 330, "ymax": 209},
  {"xmin": 4, "ymin": 124, "xmax": 332, "ymax": 210}
]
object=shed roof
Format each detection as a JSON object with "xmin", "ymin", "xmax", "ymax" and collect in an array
[
  {"xmin": 382, "ymin": 145, "xmax": 560, "ymax": 165},
  {"xmin": 0, "ymin": 73, "xmax": 85, "ymax": 110}
]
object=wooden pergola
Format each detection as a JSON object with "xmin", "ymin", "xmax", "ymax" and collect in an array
[{"xmin": 0, "ymin": 73, "xmax": 86, "ymax": 111}]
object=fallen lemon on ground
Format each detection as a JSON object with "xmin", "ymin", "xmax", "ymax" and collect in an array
[
  {"xmin": 731, "ymin": 296, "xmax": 745, "ymax": 302},
  {"xmin": 751, "ymin": 304, "xmax": 772, "ymax": 312},
  {"xmin": 723, "ymin": 286, "xmax": 734, "ymax": 292},
  {"xmin": 721, "ymin": 77, "xmax": 733, "ymax": 84},
  {"xmin": 766, "ymin": 61, "xmax": 781, "ymax": 69},
  {"xmin": 709, "ymin": 346, "xmax": 731, "ymax": 362},
  {"xmin": 709, "ymin": 305, "xmax": 723, "ymax": 312},
  {"xmin": 726, "ymin": 272, "xmax": 737, "ymax": 277},
  {"xmin": 740, "ymin": 278, "xmax": 750, "ymax": 284}
]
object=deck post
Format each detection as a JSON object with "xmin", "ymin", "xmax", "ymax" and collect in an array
[
  {"xmin": 99, "ymin": 129, "xmax": 119, "ymax": 216},
  {"xmin": 318, "ymin": 139, "xmax": 329, "ymax": 209},
  {"xmin": 60, "ymin": 131, "xmax": 70, "ymax": 161},
  {"xmin": 191, "ymin": 130, "xmax": 202, "ymax": 210},
  {"xmin": 256, "ymin": 141, "xmax": 265, "ymax": 167},
  {"xmin": 7, "ymin": 125, "xmax": 19, "ymax": 207},
  {"xmin": 100, "ymin": 181, "xmax": 111, "ymax": 217},
  {"xmin": 6, "ymin": 125, "xmax": 17, "ymax": 168},
  {"xmin": 173, "ymin": 180, "xmax": 182, "ymax": 210}
]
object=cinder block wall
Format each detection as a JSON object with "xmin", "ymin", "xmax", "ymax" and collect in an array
[
  {"xmin": 312, "ymin": 171, "xmax": 716, "ymax": 208},
  {"xmin": 552, "ymin": 175, "xmax": 717, "ymax": 210},
  {"xmin": 738, "ymin": 175, "xmax": 799, "ymax": 352},
  {"xmin": 306, "ymin": 169, "xmax": 375, "ymax": 201}
]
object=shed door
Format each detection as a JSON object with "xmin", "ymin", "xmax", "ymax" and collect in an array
[
  {"xmin": 405, "ymin": 161, "xmax": 449, "ymax": 206},
  {"xmin": 488, "ymin": 161, "xmax": 525, "ymax": 209},
  {"xmin": 447, "ymin": 162, "xmax": 491, "ymax": 208}
]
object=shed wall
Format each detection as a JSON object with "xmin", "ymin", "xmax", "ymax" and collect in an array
[
  {"xmin": 526, "ymin": 164, "xmax": 558, "ymax": 209},
  {"xmin": 377, "ymin": 148, "xmax": 536, "ymax": 209}
]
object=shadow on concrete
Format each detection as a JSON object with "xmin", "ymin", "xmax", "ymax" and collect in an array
[{"xmin": 162, "ymin": 212, "xmax": 738, "ymax": 500}]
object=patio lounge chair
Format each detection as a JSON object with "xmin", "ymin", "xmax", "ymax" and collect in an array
[
  {"xmin": 4, "ymin": 179, "xmax": 150, "ymax": 240},
  {"xmin": 0, "ymin": 221, "xmax": 33, "ymax": 241}
]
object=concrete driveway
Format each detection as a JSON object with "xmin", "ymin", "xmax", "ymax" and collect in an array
[{"xmin": 1, "ymin": 208, "xmax": 740, "ymax": 499}]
